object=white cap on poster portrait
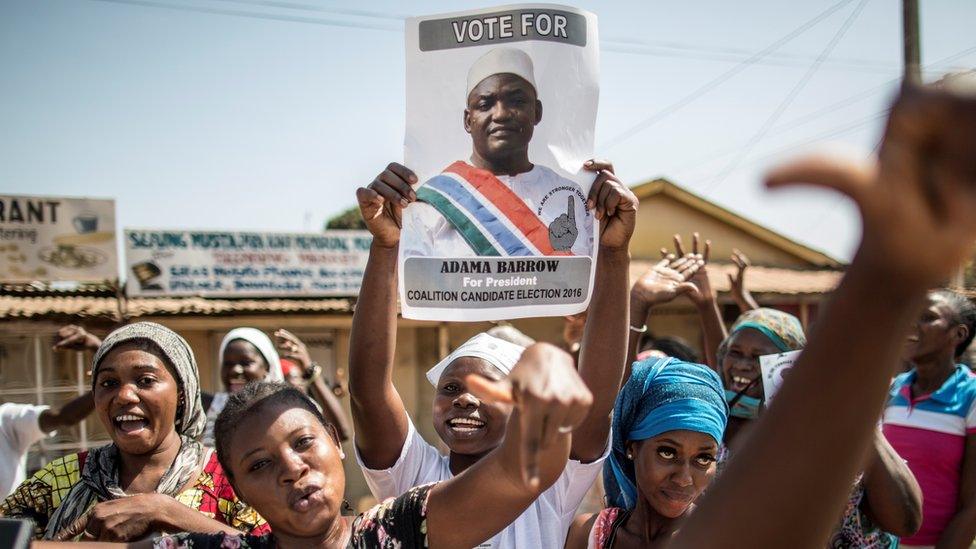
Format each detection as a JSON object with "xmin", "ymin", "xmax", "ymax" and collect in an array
[
  {"xmin": 425, "ymin": 332, "xmax": 526, "ymax": 386},
  {"xmin": 465, "ymin": 47, "xmax": 537, "ymax": 97}
]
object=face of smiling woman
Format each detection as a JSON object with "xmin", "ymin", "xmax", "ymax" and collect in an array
[
  {"xmin": 93, "ymin": 343, "xmax": 180, "ymax": 456},
  {"xmin": 431, "ymin": 357, "xmax": 510, "ymax": 458},
  {"xmin": 630, "ymin": 430, "xmax": 719, "ymax": 519},
  {"xmin": 227, "ymin": 402, "xmax": 346, "ymax": 540},
  {"xmin": 721, "ymin": 329, "xmax": 781, "ymax": 400},
  {"xmin": 222, "ymin": 339, "xmax": 270, "ymax": 394}
]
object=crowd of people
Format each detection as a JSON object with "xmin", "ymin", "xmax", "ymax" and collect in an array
[{"xmin": 0, "ymin": 84, "xmax": 975, "ymax": 548}]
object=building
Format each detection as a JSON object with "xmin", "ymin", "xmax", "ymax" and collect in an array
[{"xmin": 0, "ymin": 177, "xmax": 843, "ymax": 505}]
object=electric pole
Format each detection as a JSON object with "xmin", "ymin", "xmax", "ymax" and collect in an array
[{"xmin": 902, "ymin": 0, "xmax": 921, "ymax": 84}]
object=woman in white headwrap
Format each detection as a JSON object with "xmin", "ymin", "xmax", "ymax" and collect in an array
[
  {"xmin": 0, "ymin": 322, "xmax": 268, "ymax": 541},
  {"xmin": 202, "ymin": 328, "xmax": 283, "ymax": 448}
]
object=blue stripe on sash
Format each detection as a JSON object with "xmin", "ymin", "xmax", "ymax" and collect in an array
[{"xmin": 426, "ymin": 175, "xmax": 536, "ymax": 256}]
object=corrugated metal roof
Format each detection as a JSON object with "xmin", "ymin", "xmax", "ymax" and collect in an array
[
  {"xmin": 0, "ymin": 295, "xmax": 353, "ymax": 320},
  {"xmin": 0, "ymin": 263, "xmax": 840, "ymax": 320},
  {"xmin": 0, "ymin": 296, "xmax": 122, "ymax": 320},
  {"xmin": 124, "ymin": 297, "xmax": 353, "ymax": 317}
]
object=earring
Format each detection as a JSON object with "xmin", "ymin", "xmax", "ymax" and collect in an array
[{"xmin": 626, "ymin": 451, "xmax": 633, "ymax": 460}]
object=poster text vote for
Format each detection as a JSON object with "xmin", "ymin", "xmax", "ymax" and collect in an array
[{"xmin": 419, "ymin": 8, "xmax": 587, "ymax": 51}]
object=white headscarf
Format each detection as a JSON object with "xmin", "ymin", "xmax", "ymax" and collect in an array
[
  {"xmin": 426, "ymin": 332, "xmax": 526, "ymax": 386},
  {"xmin": 203, "ymin": 328, "xmax": 283, "ymax": 447},
  {"xmin": 219, "ymin": 327, "xmax": 283, "ymax": 382}
]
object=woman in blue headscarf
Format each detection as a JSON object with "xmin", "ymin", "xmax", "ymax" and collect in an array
[{"xmin": 566, "ymin": 357, "xmax": 728, "ymax": 549}]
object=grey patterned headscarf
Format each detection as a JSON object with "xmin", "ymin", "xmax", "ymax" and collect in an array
[{"xmin": 46, "ymin": 322, "xmax": 207, "ymax": 540}]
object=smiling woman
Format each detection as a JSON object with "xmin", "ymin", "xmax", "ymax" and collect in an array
[{"xmin": 0, "ymin": 322, "xmax": 268, "ymax": 541}]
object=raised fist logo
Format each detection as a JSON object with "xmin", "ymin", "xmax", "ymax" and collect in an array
[{"xmin": 548, "ymin": 195, "xmax": 579, "ymax": 251}]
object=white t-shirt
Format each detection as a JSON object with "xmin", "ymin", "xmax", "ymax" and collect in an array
[
  {"xmin": 0, "ymin": 403, "xmax": 53, "ymax": 497},
  {"xmin": 356, "ymin": 418, "xmax": 608, "ymax": 549},
  {"xmin": 402, "ymin": 164, "xmax": 595, "ymax": 258}
]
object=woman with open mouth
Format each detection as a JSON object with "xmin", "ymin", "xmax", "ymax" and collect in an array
[
  {"xmin": 718, "ymin": 308, "xmax": 922, "ymax": 546},
  {"xmin": 40, "ymin": 341, "xmax": 594, "ymax": 548},
  {"xmin": 883, "ymin": 289, "xmax": 976, "ymax": 548},
  {"xmin": 349, "ymin": 160, "xmax": 636, "ymax": 547},
  {"xmin": 1, "ymin": 322, "xmax": 268, "ymax": 541},
  {"xmin": 565, "ymin": 357, "xmax": 728, "ymax": 549}
]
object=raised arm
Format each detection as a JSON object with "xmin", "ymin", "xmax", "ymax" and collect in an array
[
  {"xmin": 427, "ymin": 343, "xmax": 592, "ymax": 549},
  {"xmin": 274, "ymin": 329, "xmax": 352, "ymax": 442},
  {"xmin": 861, "ymin": 428, "xmax": 922, "ymax": 538},
  {"xmin": 729, "ymin": 249, "xmax": 760, "ymax": 313},
  {"xmin": 571, "ymin": 160, "xmax": 638, "ymax": 461},
  {"xmin": 349, "ymin": 162, "xmax": 418, "ymax": 468},
  {"xmin": 38, "ymin": 392, "xmax": 94, "ymax": 433},
  {"xmin": 625, "ymin": 255, "xmax": 702, "ymax": 380},
  {"xmin": 670, "ymin": 85, "xmax": 976, "ymax": 548},
  {"xmin": 52, "ymin": 325, "xmax": 103, "ymax": 353},
  {"xmin": 673, "ymin": 233, "xmax": 727, "ymax": 369}
]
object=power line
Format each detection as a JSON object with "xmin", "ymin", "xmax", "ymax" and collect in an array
[
  {"xmin": 209, "ymin": 0, "xmax": 409, "ymax": 20},
  {"xmin": 701, "ymin": 0, "xmax": 871, "ymax": 192},
  {"xmin": 88, "ymin": 0, "xmax": 912, "ymax": 74},
  {"xmin": 597, "ymin": 0, "xmax": 857, "ymax": 152},
  {"xmin": 665, "ymin": 44, "xmax": 976, "ymax": 176},
  {"xmin": 680, "ymin": 109, "xmax": 887, "ymax": 185},
  {"xmin": 86, "ymin": 0, "xmax": 403, "ymax": 32}
]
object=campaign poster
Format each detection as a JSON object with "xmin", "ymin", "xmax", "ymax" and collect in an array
[
  {"xmin": 759, "ymin": 350, "xmax": 802, "ymax": 404},
  {"xmin": 125, "ymin": 229, "xmax": 371, "ymax": 297},
  {"xmin": 400, "ymin": 4, "xmax": 599, "ymax": 321},
  {"xmin": 0, "ymin": 195, "xmax": 117, "ymax": 283}
]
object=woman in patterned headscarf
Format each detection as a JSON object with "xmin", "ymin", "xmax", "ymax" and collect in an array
[
  {"xmin": 718, "ymin": 308, "xmax": 807, "ymax": 428},
  {"xmin": 0, "ymin": 322, "xmax": 269, "ymax": 541},
  {"xmin": 717, "ymin": 309, "xmax": 921, "ymax": 548}
]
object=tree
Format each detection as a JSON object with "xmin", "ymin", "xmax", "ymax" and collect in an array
[{"xmin": 325, "ymin": 206, "xmax": 367, "ymax": 230}]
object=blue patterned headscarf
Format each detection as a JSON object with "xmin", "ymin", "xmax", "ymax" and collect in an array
[{"xmin": 604, "ymin": 357, "xmax": 729, "ymax": 510}]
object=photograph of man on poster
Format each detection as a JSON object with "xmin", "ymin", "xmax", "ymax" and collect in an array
[{"xmin": 401, "ymin": 47, "xmax": 594, "ymax": 258}]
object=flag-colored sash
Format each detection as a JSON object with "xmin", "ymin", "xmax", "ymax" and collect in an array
[{"xmin": 416, "ymin": 161, "xmax": 571, "ymax": 257}]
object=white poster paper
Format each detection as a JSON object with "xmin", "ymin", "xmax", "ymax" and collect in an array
[
  {"xmin": 0, "ymin": 195, "xmax": 117, "ymax": 283},
  {"xmin": 400, "ymin": 4, "xmax": 600, "ymax": 321},
  {"xmin": 124, "ymin": 229, "xmax": 371, "ymax": 297},
  {"xmin": 759, "ymin": 350, "xmax": 802, "ymax": 403}
]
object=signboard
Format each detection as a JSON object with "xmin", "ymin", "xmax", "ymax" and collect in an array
[
  {"xmin": 400, "ymin": 4, "xmax": 600, "ymax": 321},
  {"xmin": 760, "ymin": 350, "xmax": 802, "ymax": 404},
  {"xmin": 0, "ymin": 195, "xmax": 117, "ymax": 283},
  {"xmin": 124, "ymin": 229, "xmax": 371, "ymax": 297}
]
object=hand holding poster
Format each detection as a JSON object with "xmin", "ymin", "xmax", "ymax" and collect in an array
[
  {"xmin": 400, "ymin": 4, "xmax": 600, "ymax": 321},
  {"xmin": 759, "ymin": 350, "xmax": 802, "ymax": 404}
]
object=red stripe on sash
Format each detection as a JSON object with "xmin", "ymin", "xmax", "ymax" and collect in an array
[{"xmin": 444, "ymin": 161, "xmax": 571, "ymax": 256}]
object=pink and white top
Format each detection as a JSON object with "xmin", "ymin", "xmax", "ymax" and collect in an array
[{"xmin": 883, "ymin": 364, "xmax": 976, "ymax": 546}]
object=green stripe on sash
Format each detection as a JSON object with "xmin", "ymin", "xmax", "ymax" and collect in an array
[{"xmin": 416, "ymin": 187, "xmax": 501, "ymax": 256}]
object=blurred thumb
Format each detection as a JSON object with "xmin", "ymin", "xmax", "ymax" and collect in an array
[
  {"xmin": 466, "ymin": 374, "xmax": 514, "ymax": 405},
  {"xmin": 765, "ymin": 154, "xmax": 875, "ymax": 204}
]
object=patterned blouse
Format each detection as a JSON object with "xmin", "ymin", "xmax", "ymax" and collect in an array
[
  {"xmin": 0, "ymin": 449, "xmax": 269, "ymax": 539},
  {"xmin": 718, "ymin": 447, "xmax": 897, "ymax": 548},
  {"xmin": 154, "ymin": 483, "xmax": 433, "ymax": 549}
]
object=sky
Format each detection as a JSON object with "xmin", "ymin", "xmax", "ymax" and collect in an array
[{"xmin": 2, "ymin": 0, "xmax": 974, "ymax": 263}]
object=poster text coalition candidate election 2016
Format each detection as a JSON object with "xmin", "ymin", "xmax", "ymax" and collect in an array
[{"xmin": 400, "ymin": 4, "xmax": 600, "ymax": 321}]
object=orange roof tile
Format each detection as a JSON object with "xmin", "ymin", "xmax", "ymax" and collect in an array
[
  {"xmin": 0, "ymin": 296, "xmax": 121, "ymax": 320},
  {"xmin": 630, "ymin": 260, "xmax": 842, "ymax": 295}
]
